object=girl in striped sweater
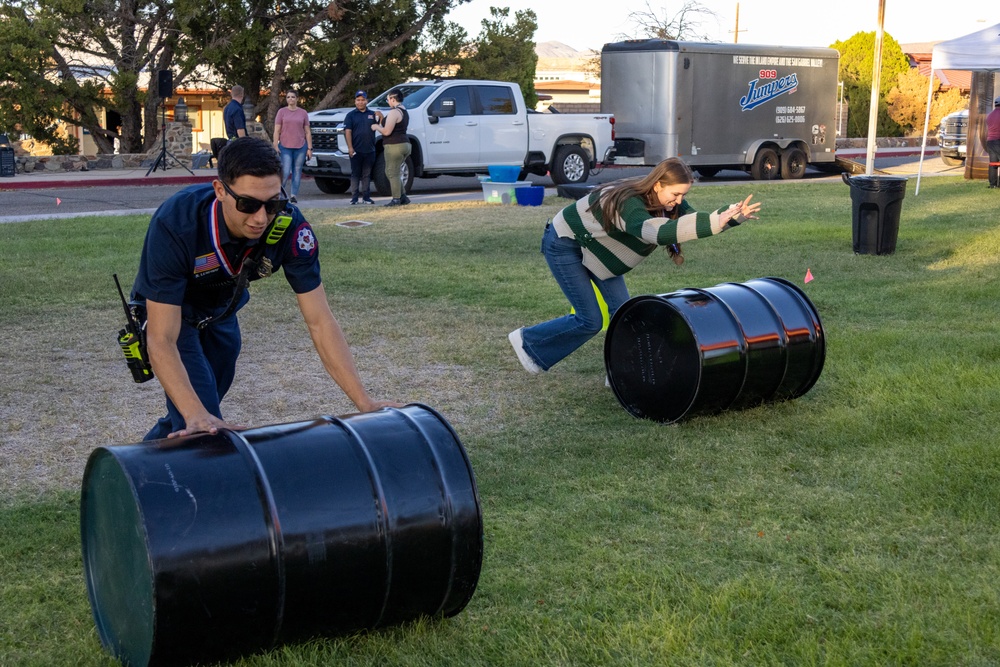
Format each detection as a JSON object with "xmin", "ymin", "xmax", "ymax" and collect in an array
[{"xmin": 508, "ymin": 158, "xmax": 760, "ymax": 375}]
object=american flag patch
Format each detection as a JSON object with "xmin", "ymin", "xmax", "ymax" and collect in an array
[{"xmin": 194, "ymin": 253, "xmax": 220, "ymax": 274}]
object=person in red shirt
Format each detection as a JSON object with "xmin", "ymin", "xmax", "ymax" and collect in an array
[{"xmin": 986, "ymin": 97, "xmax": 1000, "ymax": 189}]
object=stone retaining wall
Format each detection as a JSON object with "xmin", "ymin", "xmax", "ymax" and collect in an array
[{"xmin": 13, "ymin": 121, "xmax": 270, "ymax": 173}]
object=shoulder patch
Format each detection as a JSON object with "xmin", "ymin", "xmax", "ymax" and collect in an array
[{"xmin": 293, "ymin": 222, "xmax": 317, "ymax": 257}]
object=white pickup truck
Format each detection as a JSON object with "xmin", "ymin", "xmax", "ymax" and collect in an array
[{"xmin": 303, "ymin": 79, "xmax": 615, "ymax": 196}]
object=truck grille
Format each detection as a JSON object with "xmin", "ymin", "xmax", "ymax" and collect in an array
[
  {"xmin": 310, "ymin": 121, "xmax": 343, "ymax": 152},
  {"xmin": 942, "ymin": 118, "xmax": 965, "ymax": 135}
]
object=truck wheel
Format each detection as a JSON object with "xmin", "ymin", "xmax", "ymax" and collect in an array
[
  {"xmin": 939, "ymin": 155, "xmax": 965, "ymax": 167},
  {"xmin": 696, "ymin": 167, "xmax": 720, "ymax": 178},
  {"xmin": 780, "ymin": 148, "xmax": 807, "ymax": 180},
  {"xmin": 373, "ymin": 152, "xmax": 415, "ymax": 197},
  {"xmin": 314, "ymin": 177, "xmax": 350, "ymax": 194},
  {"xmin": 751, "ymin": 147, "xmax": 781, "ymax": 180},
  {"xmin": 551, "ymin": 145, "xmax": 590, "ymax": 185}
]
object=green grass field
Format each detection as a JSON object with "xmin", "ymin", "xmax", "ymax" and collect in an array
[{"xmin": 1, "ymin": 176, "xmax": 999, "ymax": 666}]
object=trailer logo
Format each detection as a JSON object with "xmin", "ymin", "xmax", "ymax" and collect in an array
[{"xmin": 740, "ymin": 71, "xmax": 799, "ymax": 111}]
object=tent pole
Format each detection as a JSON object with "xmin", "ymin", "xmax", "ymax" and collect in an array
[
  {"xmin": 865, "ymin": 0, "xmax": 887, "ymax": 176},
  {"xmin": 915, "ymin": 70, "xmax": 936, "ymax": 196}
]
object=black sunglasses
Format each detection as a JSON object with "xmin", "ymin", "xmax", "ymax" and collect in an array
[{"xmin": 221, "ymin": 180, "xmax": 288, "ymax": 215}]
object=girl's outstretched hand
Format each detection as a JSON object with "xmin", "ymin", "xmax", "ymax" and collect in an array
[{"xmin": 722, "ymin": 194, "xmax": 762, "ymax": 225}]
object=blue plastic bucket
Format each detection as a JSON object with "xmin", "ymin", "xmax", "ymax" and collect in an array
[
  {"xmin": 515, "ymin": 185, "xmax": 545, "ymax": 206},
  {"xmin": 487, "ymin": 165, "xmax": 520, "ymax": 182}
]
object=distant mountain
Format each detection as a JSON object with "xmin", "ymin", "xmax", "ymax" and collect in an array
[{"xmin": 535, "ymin": 41, "xmax": 591, "ymax": 59}]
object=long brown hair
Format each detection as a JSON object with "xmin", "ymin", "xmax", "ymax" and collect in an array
[{"xmin": 589, "ymin": 158, "xmax": 694, "ymax": 232}]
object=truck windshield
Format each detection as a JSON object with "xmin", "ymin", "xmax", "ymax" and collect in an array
[{"xmin": 369, "ymin": 84, "xmax": 436, "ymax": 108}]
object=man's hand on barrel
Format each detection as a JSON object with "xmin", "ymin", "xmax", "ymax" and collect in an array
[
  {"xmin": 168, "ymin": 413, "xmax": 247, "ymax": 439},
  {"xmin": 357, "ymin": 398, "xmax": 407, "ymax": 412}
]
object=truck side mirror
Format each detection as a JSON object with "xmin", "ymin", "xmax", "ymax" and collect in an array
[{"xmin": 428, "ymin": 98, "xmax": 456, "ymax": 124}]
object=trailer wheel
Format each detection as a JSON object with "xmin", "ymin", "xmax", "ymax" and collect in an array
[
  {"xmin": 696, "ymin": 167, "xmax": 720, "ymax": 178},
  {"xmin": 314, "ymin": 177, "xmax": 351, "ymax": 194},
  {"xmin": 551, "ymin": 145, "xmax": 590, "ymax": 184},
  {"xmin": 780, "ymin": 148, "xmax": 807, "ymax": 180},
  {"xmin": 751, "ymin": 148, "xmax": 781, "ymax": 180}
]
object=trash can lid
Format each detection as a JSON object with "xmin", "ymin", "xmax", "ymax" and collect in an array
[{"xmin": 843, "ymin": 174, "xmax": 908, "ymax": 192}]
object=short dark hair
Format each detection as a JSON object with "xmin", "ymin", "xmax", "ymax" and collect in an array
[
  {"xmin": 387, "ymin": 88, "xmax": 403, "ymax": 103},
  {"xmin": 217, "ymin": 136, "xmax": 281, "ymax": 184}
]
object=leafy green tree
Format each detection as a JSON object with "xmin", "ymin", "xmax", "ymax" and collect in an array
[
  {"xmin": 457, "ymin": 7, "xmax": 538, "ymax": 109},
  {"xmin": 0, "ymin": 0, "xmax": 180, "ymax": 153},
  {"xmin": 0, "ymin": 1, "xmax": 107, "ymax": 153},
  {"xmin": 176, "ymin": 0, "xmax": 470, "ymax": 131},
  {"xmin": 831, "ymin": 31, "xmax": 910, "ymax": 137}
]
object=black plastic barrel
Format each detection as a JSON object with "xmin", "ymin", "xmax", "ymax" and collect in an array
[
  {"xmin": 842, "ymin": 173, "xmax": 907, "ymax": 255},
  {"xmin": 604, "ymin": 277, "xmax": 825, "ymax": 424},
  {"xmin": 80, "ymin": 404, "xmax": 483, "ymax": 667}
]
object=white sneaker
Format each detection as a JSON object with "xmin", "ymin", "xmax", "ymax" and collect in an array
[{"xmin": 508, "ymin": 328, "xmax": 542, "ymax": 374}]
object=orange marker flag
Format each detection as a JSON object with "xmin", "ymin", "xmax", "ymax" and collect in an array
[{"xmin": 804, "ymin": 268, "xmax": 814, "ymax": 283}]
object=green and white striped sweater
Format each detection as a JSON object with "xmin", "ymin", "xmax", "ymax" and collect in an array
[{"xmin": 551, "ymin": 191, "xmax": 739, "ymax": 280}]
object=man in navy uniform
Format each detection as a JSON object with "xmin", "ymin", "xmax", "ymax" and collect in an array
[
  {"xmin": 223, "ymin": 84, "xmax": 248, "ymax": 140},
  {"xmin": 133, "ymin": 136, "xmax": 399, "ymax": 440}
]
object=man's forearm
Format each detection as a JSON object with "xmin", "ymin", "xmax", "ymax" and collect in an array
[{"xmin": 147, "ymin": 338, "xmax": 213, "ymax": 425}]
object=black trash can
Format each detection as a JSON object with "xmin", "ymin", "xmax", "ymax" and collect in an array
[
  {"xmin": 80, "ymin": 404, "xmax": 483, "ymax": 667},
  {"xmin": 0, "ymin": 146, "xmax": 15, "ymax": 178},
  {"xmin": 842, "ymin": 173, "xmax": 907, "ymax": 255}
]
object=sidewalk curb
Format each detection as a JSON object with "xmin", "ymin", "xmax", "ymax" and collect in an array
[{"xmin": 0, "ymin": 174, "xmax": 216, "ymax": 191}]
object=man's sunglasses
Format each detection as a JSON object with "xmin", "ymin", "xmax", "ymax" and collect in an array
[{"xmin": 221, "ymin": 180, "xmax": 289, "ymax": 215}]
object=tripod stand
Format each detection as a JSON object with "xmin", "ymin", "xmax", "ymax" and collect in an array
[{"xmin": 145, "ymin": 103, "xmax": 194, "ymax": 177}]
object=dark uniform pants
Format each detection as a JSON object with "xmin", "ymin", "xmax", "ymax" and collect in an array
[
  {"xmin": 987, "ymin": 139, "xmax": 1000, "ymax": 188},
  {"xmin": 144, "ymin": 315, "xmax": 242, "ymax": 441}
]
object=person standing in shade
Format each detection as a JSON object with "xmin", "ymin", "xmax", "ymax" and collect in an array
[
  {"xmin": 273, "ymin": 90, "xmax": 313, "ymax": 204},
  {"xmin": 371, "ymin": 88, "xmax": 411, "ymax": 207},
  {"xmin": 223, "ymin": 85, "xmax": 248, "ymax": 140},
  {"xmin": 343, "ymin": 90, "xmax": 377, "ymax": 205},
  {"xmin": 508, "ymin": 158, "xmax": 761, "ymax": 377},
  {"xmin": 986, "ymin": 96, "xmax": 1000, "ymax": 189},
  {"xmin": 211, "ymin": 85, "xmax": 247, "ymax": 163}
]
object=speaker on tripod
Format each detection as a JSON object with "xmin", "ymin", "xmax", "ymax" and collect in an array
[
  {"xmin": 146, "ymin": 69, "xmax": 194, "ymax": 177},
  {"xmin": 157, "ymin": 70, "xmax": 173, "ymax": 98}
]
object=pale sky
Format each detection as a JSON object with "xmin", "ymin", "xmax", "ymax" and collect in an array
[{"xmin": 448, "ymin": 0, "xmax": 995, "ymax": 52}]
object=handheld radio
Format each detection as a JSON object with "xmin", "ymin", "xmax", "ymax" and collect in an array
[{"xmin": 113, "ymin": 274, "xmax": 154, "ymax": 383}]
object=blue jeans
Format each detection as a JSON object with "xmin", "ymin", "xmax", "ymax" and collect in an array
[
  {"xmin": 143, "ymin": 315, "xmax": 242, "ymax": 441},
  {"xmin": 279, "ymin": 144, "xmax": 308, "ymax": 197},
  {"xmin": 520, "ymin": 223, "xmax": 631, "ymax": 371},
  {"xmin": 350, "ymin": 150, "xmax": 376, "ymax": 199}
]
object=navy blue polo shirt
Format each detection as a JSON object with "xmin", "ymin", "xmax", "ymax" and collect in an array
[
  {"xmin": 223, "ymin": 99, "xmax": 247, "ymax": 139},
  {"xmin": 133, "ymin": 183, "xmax": 322, "ymax": 323},
  {"xmin": 343, "ymin": 108, "xmax": 377, "ymax": 153}
]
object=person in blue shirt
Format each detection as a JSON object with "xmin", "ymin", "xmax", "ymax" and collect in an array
[
  {"xmin": 223, "ymin": 85, "xmax": 247, "ymax": 140},
  {"xmin": 133, "ymin": 136, "xmax": 400, "ymax": 440},
  {"xmin": 343, "ymin": 90, "xmax": 377, "ymax": 205}
]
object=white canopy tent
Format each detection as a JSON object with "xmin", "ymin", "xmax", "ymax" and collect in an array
[{"xmin": 916, "ymin": 23, "xmax": 1000, "ymax": 195}]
